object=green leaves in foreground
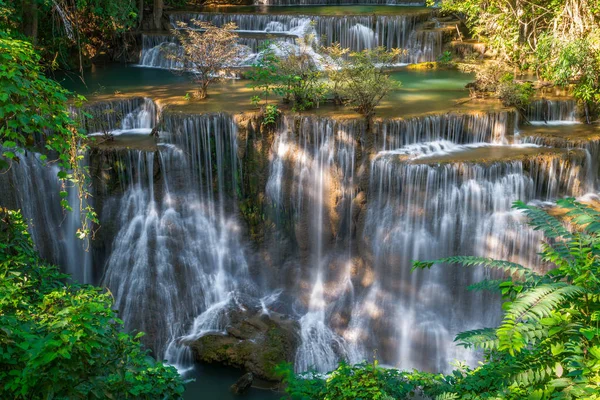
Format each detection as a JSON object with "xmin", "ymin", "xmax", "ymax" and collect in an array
[{"xmin": 0, "ymin": 208, "xmax": 185, "ymax": 399}]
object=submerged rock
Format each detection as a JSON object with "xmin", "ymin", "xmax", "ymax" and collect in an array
[
  {"xmin": 187, "ymin": 310, "xmax": 300, "ymax": 381},
  {"xmin": 231, "ymin": 372, "xmax": 254, "ymax": 395}
]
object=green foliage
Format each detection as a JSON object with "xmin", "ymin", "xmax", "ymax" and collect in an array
[
  {"xmin": 0, "ymin": 208, "xmax": 185, "ymax": 399},
  {"xmin": 442, "ymin": 0, "xmax": 600, "ymax": 120},
  {"xmin": 0, "ymin": 31, "xmax": 98, "ymax": 238},
  {"xmin": 12, "ymin": 0, "xmax": 138, "ymax": 67},
  {"xmin": 496, "ymin": 74, "xmax": 534, "ymax": 111},
  {"xmin": 535, "ymin": 32, "xmax": 600, "ymax": 122},
  {"xmin": 247, "ymin": 41, "xmax": 281, "ymax": 107},
  {"xmin": 413, "ymin": 198, "xmax": 600, "ymax": 399},
  {"xmin": 248, "ymin": 39, "xmax": 326, "ymax": 113},
  {"xmin": 333, "ymin": 47, "xmax": 401, "ymax": 120},
  {"xmin": 263, "ymin": 104, "xmax": 280, "ymax": 127},
  {"xmin": 437, "ymin": 50, "xmax": 454, "ymax": 67},
  {"xmin": 277, "ymin": 360, "xmax": 442, "ymax": 400}
]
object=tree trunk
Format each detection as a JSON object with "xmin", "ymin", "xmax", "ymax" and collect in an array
[
  {"xmin": 152, "ymin": 0, "xmax": 163, "ymax": 31},
  {"xmin": 138, "ymin": 0, "xmax": 144, "ymax": 28},
  {"xmin": 195, "ymin": 85, "xmax": 208, "ymax": 99},
  {"xmin": 21, "ymin": 0, "xmax": 39, "ymax": 43}
]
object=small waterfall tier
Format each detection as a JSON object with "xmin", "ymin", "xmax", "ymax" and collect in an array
[
  {"xmin": 525, "ymin": 99, "xmax": 579, "ymax": 125},
  {"xmin": 80, "ymin": 97, "xmax": 158, "ymax": 134},
  {"xmin": 100, "ymin": 112, "xmax": 257, "ymax": 358},
  {"xmin": 375, "ymin": 110, "xmax": 516, "ymax": 149},
  {"xmin": 170, "ymin": 11, "xmax": 436, "ymax": 53},
  {"xmin": 139, "ymin": 9, "xmax": 442, "ymax": 69},
  {"xmin": 517, "ymin": 99, "xmax": 600, "ymax": 189}
]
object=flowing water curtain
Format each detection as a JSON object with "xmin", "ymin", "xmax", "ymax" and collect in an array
[{"xmin": 101, "ymin": 113, "xmax": 254, "ymax": 360}]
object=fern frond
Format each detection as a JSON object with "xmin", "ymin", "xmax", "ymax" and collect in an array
[
  {"xmin": 455, "ymin": 328, "xmax": 499, "ymax": 350},
  {"xmin": 556, "ymin": 198, "xmax": 600, "ymax": 234},
  {"xmin": 467, "ymin": 279, "xmax": 506, "ymax": 292},
  {"xmin": 513, "ymin": 201, "xmax": 576, "ymax": 264},
  {"xmin": 412, "ymin": 256, "xmax": 537, "ymax": 279},
  {"xmin": 498, "ymin": 283, "xmax": 584, "ymax": 354},
  {"xmin": 511, "ymin": 361, "xmax": 554, "ymax": 387},
  {"xmin": 513, "ymin": 201, "xmax": 573, "ymax": 239}
]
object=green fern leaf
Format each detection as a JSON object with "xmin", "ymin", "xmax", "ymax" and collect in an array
[
  {"xmin": 455, "ymin": 328, "xmax": 499, "ymax": 350},
  {"xmin": 412, "ymin": 256, "xmax": 537, "ymax": 279},
  {"xmin": 498, "ymin": 283, "xmax": 584, "ymax": 354},
  {"xmin": 556, "ymin": 198, "xmax": 600, "ymax": 234}
]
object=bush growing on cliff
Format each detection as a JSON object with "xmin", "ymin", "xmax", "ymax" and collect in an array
[
  {"xmin": 282, "ymin": 198, "xmax": 600, "ymax": 399},
  {"xmin": 277, "ymin": 360, "xmax": 440, "ymax": 400},
  {"xmin": 248, "ymin": 37, "xmax": 326, "ymax": 113},
  {"xmin": 333, "ymin": 47, "xmax": 401, "ymax": 122},
  {"xmin": 170, "ymin": 20, "xmax": 242, "ymax": 99},
  {"xmin": 0, "ymin": 208, "xmax": 185, "ymax": 399},
  {"xmin": 459, "ymin": 62, "xmax": 533, "ymax": 112}
]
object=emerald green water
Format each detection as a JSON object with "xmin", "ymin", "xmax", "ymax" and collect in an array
[
  {"xmin": 59, "ymin": 64, "xmax": 476, "ymax": 118},
  {"xmin": 183, "ymin": 365, "xmax": 280, "ymax": 400},
  {"xmin": 55, "ymin": 64, "xmax": 187, "ymax": 96}
]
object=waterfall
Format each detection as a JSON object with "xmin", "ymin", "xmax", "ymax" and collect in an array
[
  {"xmin": 10, "ymin": 88, "xmax": 599, "ymax": 379},
  {"xmin": 170, "ymin": 12, "xmax": 433, "ymax": 53},
  {"xmin": 360, "ymin": 148, "xmax": 586, "ymax": 370},
  {"xmin": 101, "ymin": 113, "xmax": 254, "ymax": 360},
  {"xmin": 139, "ymin": 32, "xmax": 298, "ymax": 69},
  {"xmin": 375, "ymin": 111, "xmax": 516, "ymax": 150},
  {"xmin": 402, "ymin": 29, "xmax": 443, "ymax": 63},
  {"xmin": 265, "ymin": 116, "xmax": 363, "ymax": 372},
  {"xmin": 525, "ymin": 99, "xmax": 579, "ymax": 125},
  {"xmin": 516, "ymin": 99, "xmax": 597, "ymax": 190},
  {"xmin": 0, "ymin": 151, "xmax": 92, "ymax": 283},
  {"xmin": 139, "ymin": 34, "xmax": 184, "ymax": 70},
  {"xmin": 81, "ymin": 97, "xmax": 157, "ymax": 134}
]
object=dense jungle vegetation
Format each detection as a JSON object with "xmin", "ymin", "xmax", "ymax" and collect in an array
[{"xmin": 0, "ymin": 0, "xmax": 599, "ymax": 399}]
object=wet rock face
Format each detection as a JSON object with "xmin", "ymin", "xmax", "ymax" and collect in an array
[{"xmin": 187, "ymin": 310, "xmax": 300, "ymax": 381}]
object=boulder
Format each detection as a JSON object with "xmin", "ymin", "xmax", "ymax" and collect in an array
[
  {"xmin": 187, "ymin": 310, "xmax": 300, "ymax": 381},
  {"xmin": 230, "ymin": 373, "xmax": 253, "ymax": 395}
]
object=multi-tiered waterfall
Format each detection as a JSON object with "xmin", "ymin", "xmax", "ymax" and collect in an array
[
  {"xmin": 139, "ymin": 7, "xmax": 443, "ymax": 69},
  {"xmin": 3, "ymin": 93, "xmax": 596, "ymax": 378}
]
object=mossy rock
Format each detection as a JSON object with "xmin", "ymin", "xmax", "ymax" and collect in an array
[{"xmin": 187, "ymin": 312, "xmax": 300, "ymax": 381}]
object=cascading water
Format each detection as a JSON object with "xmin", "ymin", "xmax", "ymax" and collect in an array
[
  {"xmin": 265, "ymin": 116, "xmax": 363, "ymax": 372},
  {"xmin": 140, "ymin": 34, "xmax": 184, "ymax": 70},
  {"xmin": 101, "ymin": 113, "xmax": 255, "ymax": 361},
  {"xmin": 375, "ymin": 111, "xmax": 516, "ymax": 149},
  {"xmin": 517, "ymin": 99, "xmax": 599, "ymax": 190},
  {"xmin": 525, "ymin": 99, "xmax": 579, "ymax": 125},
  {"xmin": 0, "ymin": 97, "xmax": 156, "ymax": 283},
  {"xmin": 402, "ymin": 29, "xmax": 443, "ymax": 63},
  {"xmin": 170, "ymin": 11, "xmax": 434, "ymax": 54},
  {"xmin": 81, "ymin": 97, "xmax": 157, "ymax": 134},
  {"xmin": 360, "ymin": 146, "xmax": 586, "ymax": 370},
  {"xmin": 0, "ymin": 151, "xmax": 92, "ymax": 283},
  {"xmin": 11, "ymin": 83, "xmax": 600, "ymax": 383}
]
